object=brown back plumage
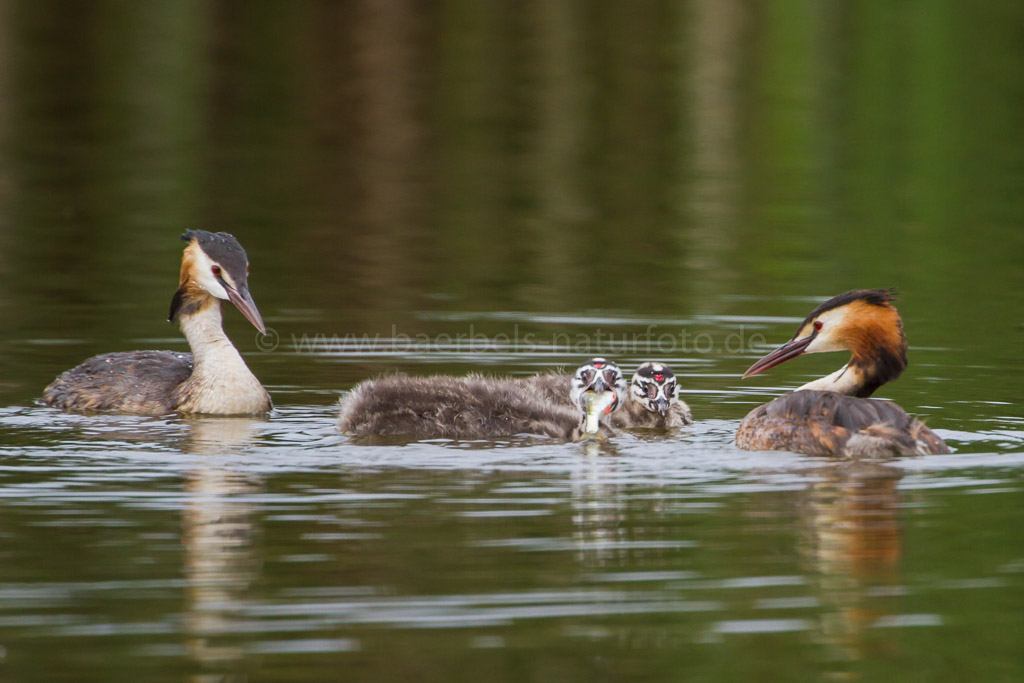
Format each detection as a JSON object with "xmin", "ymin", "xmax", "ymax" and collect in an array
[
  {"xmin": 337, "ymin": 373, "xmax": 592, "ymax": 440},
  {"xmin": 41, "ymin": 351, "xmax": 194, "ymax": 414},
  {"xmin": 735, "ymin": 390, "xmax": 948, "ymax": 456}
]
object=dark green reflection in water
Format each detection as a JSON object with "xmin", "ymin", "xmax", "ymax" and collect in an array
[
  {"xmin": 0, "ymin": 1, "xmax": 1021, "ymax": 420},
  {"xmin": 0, "ymin": 1, "xmax": 1023, "ymax": 681}
]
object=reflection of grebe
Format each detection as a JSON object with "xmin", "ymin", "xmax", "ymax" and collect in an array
[
  {"xmin": 569, "ymin": 444, "xmax": 628, "ymax": 565},
  {"xmin": 182, "ymin": 418, "xmax": 262, "ymax": 673},
  {"xmin": 42, "ymin": 231, "xmax": 271, "ymax": 416},
  {"xmin": 802, "ymin": 463, "xmax": 903, "ymax": 578},
  {"xmin": 526, "ymin": 362, "xmax": 693, "ymax": 429},
  {"xmin": 737, "ymin": 290, "xmax": 948, "ymax": 456},
  {"xmin": 337, "ymin": 358, "xmax": 627, "ymax": 440},
  {"xmin": 799, "ymin": 462, "xmax": 904, "ymax": 664}
]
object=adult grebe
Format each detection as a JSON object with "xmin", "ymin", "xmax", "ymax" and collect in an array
[
  {"xmin": 736, "ymin": 289, "xmax": 948, "ymax": 456},
  {"xmin": 337, "ymin": 358, "xmax": 628, "ymax": 440},
  {"xmin": 42, "ymin": 231, "xmax": 272, "ymax": 415},
  {"xmin": 526, "ymin": 362, "xmax": 693, "ymax": 429}
]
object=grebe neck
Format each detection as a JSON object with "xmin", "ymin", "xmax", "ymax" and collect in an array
[{"xmin": 175, "ymin": 298, "xmax": 270, "ymax": 414}]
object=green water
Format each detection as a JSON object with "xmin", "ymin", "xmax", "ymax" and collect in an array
[{"xmin": 0, "ymin": 2, "xmax": 1023, "ymax": 681}]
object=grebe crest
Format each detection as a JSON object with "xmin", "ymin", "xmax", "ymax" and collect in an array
[
  {"xmin": 743, "ymin": 289, "xmax": 906, "ymax": 398},
  {"xmin": 41, "ymin": 230, "xmax": 270, "ymax": 415},
  {"xmin": 737, "ymin": 289, "xmax": 947, "ymax": 456}
]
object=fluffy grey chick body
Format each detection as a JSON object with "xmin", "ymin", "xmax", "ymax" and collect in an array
[{"xmin": 338, "ymin": 358, "xmax": 628, "ymax": 440}]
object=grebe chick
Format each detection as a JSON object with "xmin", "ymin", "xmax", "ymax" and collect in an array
[
  {"xmin": 526, "ymin": 362, "xmax": 692, "ymax": 429},
  {"xmin": 338, "ymin": 358, "xmax": 627, "ymax": 440},
  {"xmin": 618, "ymin": 362, "xmax": 693, "ymax": 428},
  {"xmin": 736, "ymin": 289, "xmax": 948, "ymax": 457},
  {"xmin": 42, "ymin": 231, "xmax": 272, "ymax": 415}
]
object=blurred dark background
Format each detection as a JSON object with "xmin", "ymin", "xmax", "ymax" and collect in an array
[
  {"xmin": 1, "ymin": 6, "xmax": 1024, "ymax": 681},
  {"xmin": 1, "ymin": 0, "xmax": 1022, "ymax": 414}
]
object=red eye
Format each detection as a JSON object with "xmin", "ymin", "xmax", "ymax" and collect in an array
[
  {"xmin": 211, "ymin": 265, "xmax": 222, "ymax": 276},
  {"xmin": 813, "ymin": 320, "xmax": 823, "ymax": 331}
]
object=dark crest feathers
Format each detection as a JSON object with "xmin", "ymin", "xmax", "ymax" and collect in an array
[
  {"xmin": 168, "ymin": 287, "xmax": 185, "ymax": 323},
  {"xmin": 168, "ymin": 284, "xmax": 207, "ymax": 322},
  {"xmin": 798, "ymin": 288, "xmax": 898, "ymax": 333},
  {"xmin": 797, "ymin": 288, "xmax": 906, "ymax": 398},
  {"xmin": 170, "ymin": 230, "xmax": 249, "ymax": 323},
  {"xmin": 180, "ymin": 230, "xmax": 249, "ymax": 281}
]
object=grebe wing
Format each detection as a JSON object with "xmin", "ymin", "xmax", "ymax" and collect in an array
[
  {"xmin": 42, "ymin": 350, "xmax": 194, "ymax": 414},
  {"xmin": 737, "ymin": 390, "xmax": 948, "ymax": 456}
]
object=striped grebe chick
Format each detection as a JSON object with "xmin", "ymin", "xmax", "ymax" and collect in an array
[
  {"xmin": 526, "ymin": 362, "xmax": 692, "ymax": 429},
  {"xmin": 338, "ymin": 358, "xmax": 627, "ymax": 441},
  {"xmin": 736, "ymin": 289, "xmax": 948, "ymax": 457},
  {"xmin": 42, "ymin": 231, "xmax": 271, "ymax": 415}
]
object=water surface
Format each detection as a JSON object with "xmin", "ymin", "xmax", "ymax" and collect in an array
[{"xmin": 1, "ymin": 2, "xmax": 1024, "ymax": 681}]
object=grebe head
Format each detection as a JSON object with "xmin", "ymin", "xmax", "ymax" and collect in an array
[
  {"xmin": 630, "ymin": 362, "xmax": 678, "ymax": 416},
  {"xmin": 741, "ymin": 289, "xmax": 907, "ymax": 396},
  {"xmin": 570, "ymin": 358, "xmax": 627, "ymax": 434},
  {"xmin": 169, "ymin": 230, "xmax": 266, "ymax": 334}
]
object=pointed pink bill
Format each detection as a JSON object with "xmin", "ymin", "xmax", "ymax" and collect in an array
[
  {"xmin": 226, "ymin": 285, "xmax": 267, "ymax": 335},
  {"xmin": 742, "ymin": 335, "xmax": 814, "ymax": 378}
]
